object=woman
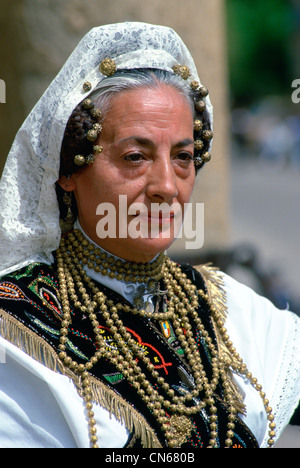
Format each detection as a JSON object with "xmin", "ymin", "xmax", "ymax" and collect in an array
[{"xmin": 0, "ymin": 22, "xmax": 299, "ymax": 449}]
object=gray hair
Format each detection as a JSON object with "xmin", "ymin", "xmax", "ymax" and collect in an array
[{"xmin": 90, "ymin": 68, "xmax": 196, "ymax": 117}]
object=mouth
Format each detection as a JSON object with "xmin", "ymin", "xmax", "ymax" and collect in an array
[
  {"xmin": 127, "ymin": 203, "xmax": 183, "ymax": 232},
  {"xmin": 148, "ymin": 210, "xmax": 174, "ymax": 220},
  {"xmin": 134, "ymin": 210, "xmax": 176, "ymax": 227}
]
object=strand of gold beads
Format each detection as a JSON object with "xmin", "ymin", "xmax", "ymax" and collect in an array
[
  {"xmin": 158, "ymin": 258, "xmax": 241, "ymax": 448},
  {"xmin": 198, "ymin": 290, "xmax": 276, "ymax": 447},
  {"xmin": 57, "ymin": 250, "xmax": 103, "ymax": 448},
  {"xmin": 56, "ymin": 231, "xmax": 276, "ymax": 448},
  {"xmin": 162, "ymin": 257, "xmax": 276, "ymax": 447}
]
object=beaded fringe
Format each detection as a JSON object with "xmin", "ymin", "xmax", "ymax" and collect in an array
[
  {"xmin": 0, "ymin": 309, "xmax": 65, "ymax": 374},
  {"xmin": 0, "ymin": 308, "xmax": 162, "ymax": 448},
  {"xmin": 74, "ymin": 373, "xmax": 162, "ymax": 448},
  {"xmin": 195, "ymin": 264, "xmax": 246, "ymax": 415}
]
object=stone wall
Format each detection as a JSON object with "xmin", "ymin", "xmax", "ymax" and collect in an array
[{"xmin": 0, "ymin": 0, "xmax": 230, "ymax": 253}]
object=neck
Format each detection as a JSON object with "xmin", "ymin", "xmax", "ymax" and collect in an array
[
  {"xmin": 75, "ymin": 219, "xmax": 162, "ymax": 264},
  {"xmin": 65, "ymin": 228, "xmax": 166, "ymax": 284}
]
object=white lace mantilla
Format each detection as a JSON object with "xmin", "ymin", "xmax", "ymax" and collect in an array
[{"xmin": 0, "ymin": 22, "xmax": 213, "ymax": 277}]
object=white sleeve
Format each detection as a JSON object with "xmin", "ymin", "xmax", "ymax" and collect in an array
[
  {"xmin": 0, "ymin": 336, "xmax": 129, "ymax": 448},
  {"xmin": 222, "ymin": 273, "xmax": 300, "ymax": 447}
]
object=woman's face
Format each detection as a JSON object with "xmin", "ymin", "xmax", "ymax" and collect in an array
[{"xmin": 65, "ymin": 84, "xmax": 195, "ymax": 262}]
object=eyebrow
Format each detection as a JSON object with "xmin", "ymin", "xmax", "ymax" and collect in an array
[{"xmin": 117, "ymin": 136, "xmax": 194, "ymax": 148}]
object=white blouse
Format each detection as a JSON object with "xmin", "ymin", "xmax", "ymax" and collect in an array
[{"xmin": 0, "ymin": 270, "xmax": 299, "ymax": 448}]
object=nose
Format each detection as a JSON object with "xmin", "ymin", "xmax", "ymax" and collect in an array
[{"xmin": 146, "ymin": 157, "xmax": 178, "ymax": 203}]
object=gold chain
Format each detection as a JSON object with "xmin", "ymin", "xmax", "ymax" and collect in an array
[{"xmin": 56, "ymin": 231, "xmax": 276, "ymax": 448}]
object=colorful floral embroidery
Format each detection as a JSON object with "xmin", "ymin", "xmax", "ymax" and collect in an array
[{"xmin": 0, "ymin": 282, "xmax": 30, "ymax": 302}]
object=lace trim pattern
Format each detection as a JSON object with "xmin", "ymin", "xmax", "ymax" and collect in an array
[
  {"xmin": 0, "ymin": 22, "xmax": 212, "ymax": 278},
  {"xmin": 262, "ymin": 312, "xmax": 300, "ymax": 447}
]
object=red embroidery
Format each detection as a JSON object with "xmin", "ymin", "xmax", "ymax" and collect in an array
[{"xmin": 98, "ymin": 325, "xmax": 172, "ymax": 375}]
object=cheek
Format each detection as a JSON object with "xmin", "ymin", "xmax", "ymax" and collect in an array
[
  {"xmin": 74, "ymin": 171, "xmax": 140, "ymax": 214},
  {"xmin": 178, "ymin": 175, "xmax": 196, "ymax": 204}
]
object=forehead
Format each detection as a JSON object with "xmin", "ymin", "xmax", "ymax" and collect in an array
[{"xmin": 101, "ymin": 84, "xmax": 194, "ymax": 140}]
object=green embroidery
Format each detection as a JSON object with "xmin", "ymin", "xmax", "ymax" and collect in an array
[
  {"xmin": 29, "ymin": 315, "xmax": 89, "ymax": 361},
  {"xmin": 8, "ymin": 263, "xmax": 41, "ymax": 281},
  {"xmin": 103, "ymin": 372, "xmax": 124, "ymax": 385}
]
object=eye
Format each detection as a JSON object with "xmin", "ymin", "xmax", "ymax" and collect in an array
[
  {"xmin": 123, "ymin": 152, "xmax": 145, "ymax": 163},
  {"xmin": 175, "ymin": 152, "xmax": 193, "ymax": 164}
]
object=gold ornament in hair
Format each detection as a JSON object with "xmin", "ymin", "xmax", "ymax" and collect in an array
[
  {"xmin": 91, "ymin": 108, "xmax": 102, "ymax": 119},
  {"xmin": 99, "ymin": 58, "xmax": 117, "ymax": 76},
  {"xmin": 74, "ymin": 154, "xmax": 95, "ymax": 167},
  {"xmin": 87, "ymin": 123, "xmax": 102, "ymax": 142},
  {"xmin": 202, "ymin": 130, "xmax": 213, "ymax": 141},
  {"xmin": 190, "ymin": 80, "xmax": 200, "ymax": 91},
  {"xmin": 193, "ymin": 156, "xmax": 203, "ymax": 168},
  {"xmin": 172, "ymin": 64, "xmax": 191, "ymax": 80},
  {"xmin": 199, "ymin": 86, "xmax": 209, "ymax": 97},
  {"xmin": 194, "ymin": 120, "xmax": 203, "ymax": 132},
  {"xmin": 195, "ymin": 100, "xmax": 206, "ymax": 113},
  {"xmin": 202, "ymin": 152, "xmax": 212, "ymax": 163},
  {"xmin": 74, "ymin": 155, "xmax": 86, "ymax": 167},
  {"xmin": 83, "ymin": 81, "xmax": 92, "ymax": 92},
  {"xmin": 93, "ymin": 145, "xmax": 103, "ymax": 154},
  {"xmin": 82, "ymin": 98, "xmax": 94, "ymax": 110},
  {"xmin": 194, "ymin": 140, "xmax": 204, "ymax": 151}
]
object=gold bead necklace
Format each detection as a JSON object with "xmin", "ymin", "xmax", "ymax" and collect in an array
[
  {"xmin": 56, "ymin": 231, "xmax": 276, "ymax": 448},
  {"xmin": 68, "ymin": 229, "xmax": 166, "ymax": 284}
]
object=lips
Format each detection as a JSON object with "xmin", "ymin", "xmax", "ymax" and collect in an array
[
  {"xmin": 127, "ymin": 202, "xmax": 183, "ymax": 231},
  {"xmin": 147, "ymin": 211, "xmax": 175, "ymax": 222}
]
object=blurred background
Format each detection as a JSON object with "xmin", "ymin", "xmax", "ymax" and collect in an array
[{"xmin": 0, "ymin": 0, "xmax": 299, "ymax": 445}]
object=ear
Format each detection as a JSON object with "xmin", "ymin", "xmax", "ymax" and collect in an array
[{"xmin": 57, "ymin": 175, "xmax": 77, "ymax": 192}]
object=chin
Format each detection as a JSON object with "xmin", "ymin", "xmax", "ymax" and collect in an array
[{"xmin": 128, "ymin": 236, "xmax": 175, "ymax": 261}]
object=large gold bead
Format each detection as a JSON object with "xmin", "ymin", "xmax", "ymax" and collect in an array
[
  {"xmin": 90, "ymin": 108, "xmax": 102, "ymax": 119},
  {"xmin": 194, "ymin": 119, "xmax": 203, "ymax": 132},
  {"xmin": 172, "ymin": 64, "xmax": 191, "ymax": 80},
  {"xmin": 82, "ymin": 98, "xmax": 94, "ymax": 110},
  {"xmin": 202, "ymin": 130, "xmax": 213, "ymax": 141},
  {"xmin": 195, "ymin": 100, "xmax": 206, "ymax": 113},
  {"xmin": 87, "ymin": 129, "xmax": 98, "ymax": 142},
  {"xmin": 190, "ymin": 80, "xmax": 200, "ymax": 90},
  {"xmin": 199, "ymin": 86, "xmax": 209, "ymax": 97},
  {"xmin": 85, "ymin": 154, "xmax": 95, "ymax": 165},
  {"xmin": 194, "ymin": 140, "xmax": 204, "ymax": 151},
  {"xmin": 83, "ymin": 81, "xmax": 92, "ymax": 92},
  {"xmin": 99, "ymin": 58, "xmax": 117, "ymax": 76},
  {"xmin": 193, "ymin": 156, "xmax": 202, "ymax": 167},
  {"xmin": 74, "ymin": 154, "xmax": 86, "ymax": 166},
  {"xmin": 202, "ymin": 152, "xmax": 212, "ymax": 163}
]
